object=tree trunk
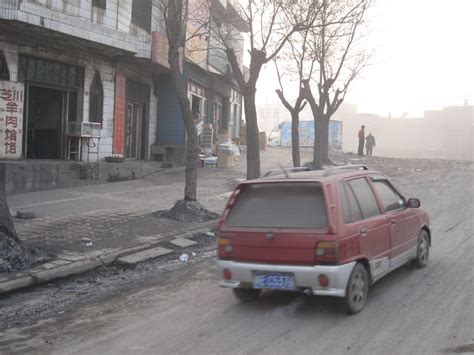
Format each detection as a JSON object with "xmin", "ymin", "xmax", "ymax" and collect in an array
[
  {"xmin": 169, "ymin": 46, "xmax": 198, "ymax": 201},
  {"xmin": 0, "ymin": 193, "xmax": 30, "ymax": 272},
  {"xmin": 322, "ymin": 118, "xmax": 330, "ymax": 164},
  {"xmin": 313, "ymin": 115, "xmax": 325, "ymax": 170},
  {"xmin": 291, "ymin": 111, "xmax": 301, "ymax": 167},
  {"xmin": 243, "ymin": 91, "xmax": 261, "ymax": 180}
]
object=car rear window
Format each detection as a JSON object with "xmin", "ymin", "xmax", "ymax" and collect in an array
[{"xmin": 225, "ymin": 182, "xmax": 328, "ymax": 229}]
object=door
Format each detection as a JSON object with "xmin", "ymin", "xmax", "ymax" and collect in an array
[
  {"xmin": 345, "ymin": 178, "xmax": 391, "ymax": 279},
  {"xmin": 26, "ymin": 86, "xmax": 64, "ymax": 159},
  {"xmin": 125, "ymin": 103, "xmax": 143, "ymax": 159},
  {"xmin": 370, "ymin": 178, "xmax": 418, "ymax": 265},
  {"xmin": 221, "ymin": 182, "xmax": 330, "ymax": 265}
]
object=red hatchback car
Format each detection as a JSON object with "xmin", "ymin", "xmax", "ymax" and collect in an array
[{"xmin": 217, "ymin": 166, "xmax": 431, "ymax": 314}]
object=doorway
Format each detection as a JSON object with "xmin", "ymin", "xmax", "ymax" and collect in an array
[
  {"xmin": 125, "ymin": 102, "xmax": 143, "ymax": 159},
  {"xmin": 26, "ymin": 86, "xmax": 64, "ymax": 159}
]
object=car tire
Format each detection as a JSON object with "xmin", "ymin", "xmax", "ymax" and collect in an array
[
  {"xmin": 233, "ymin": 288, "xmax": 262, "ymax": 302},
  {"xmin": 343, "ymin": 263, "xmax": 369, "ymax": 314},
  {"xmin": 414, "ymin": 230, "xmax": 430, "ymax": 268}
]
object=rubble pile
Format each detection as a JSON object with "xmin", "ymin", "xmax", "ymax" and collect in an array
[
  {"xmin": 0, "ymin": 232, "xmax": 46, "ymax": 272},
  {"xmin": 157, "ymin": 200, "xmax": 219, "ymax": 223}
]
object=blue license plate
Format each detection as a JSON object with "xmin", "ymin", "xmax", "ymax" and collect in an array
[{"xmin": 253, "ymin": 272, "xmax": 295, "ymax": 290}]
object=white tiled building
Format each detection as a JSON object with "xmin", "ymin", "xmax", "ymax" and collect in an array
[{"xmin": 0, "ymin": 0, "xmax": 245, "ymax": 163}]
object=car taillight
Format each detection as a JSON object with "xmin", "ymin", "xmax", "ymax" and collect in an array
[
  {"xmin": 223, "ymin": 269, "xmax": 233, "ymax": 280},
  {"xmin": 315, "ymin": 241, "xmax": 338, "ymax": 264},
  {"xmin": 218, "ymin": 238, "xmax": 232, "ymax": 260},
  {"xmin": 318, "ymin": 274, "xmax": 329, "ymax": 288}
]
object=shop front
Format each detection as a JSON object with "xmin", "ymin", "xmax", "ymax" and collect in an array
[{"xmin": 18, "ymin": 55, "xmax": 84, "ymax": 160}]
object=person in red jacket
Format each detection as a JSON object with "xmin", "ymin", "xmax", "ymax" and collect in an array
[{"xmin": 357, "ymin": 125, "xmax": 365, "ymax": 156}]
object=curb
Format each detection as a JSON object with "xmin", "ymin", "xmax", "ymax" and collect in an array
[{"xmin": 0, "ymin": 223, "xmax": 215, "ymax": 296}]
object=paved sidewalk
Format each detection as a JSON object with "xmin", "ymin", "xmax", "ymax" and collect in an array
[{"xmin": 1, "ymin": 147, "xmax": 303, "ymax": 294}]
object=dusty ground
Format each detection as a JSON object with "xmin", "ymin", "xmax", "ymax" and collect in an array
[{"xmin": 0, "ymin": 148, "xmax": 473, "ymax": 354}]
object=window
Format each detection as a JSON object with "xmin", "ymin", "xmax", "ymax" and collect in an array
[
  {"xmin": 18, "ymin": 56, "xmax": 84, "ymax": 88},
  {"xmin": 188, "ymin": 80, "xmax": 207, "ymax": 122},
  {"xmin": 372, "ymin": 180, "xmax": 405, "ymax": 212},
  {"xmin": 226, "ymin": 183, "xmax": 328, "ymax": 229},
  {"xmin": 339, "ymin": 182, "xmax": 352, "ymax": 223},
  {"xmin": 131, "ymin": 0, "xmax": 152, "ymax": 33},
  {"xmin": 0, "ymin": 51, "xmax": 10, "ymax": 81},
  {"xmin": 347, "ymin": 178, "xmax": 380, "ymax": 219},
  {"xmin": 89, "ymin": 71, "xmax": 103, "ymax": 125},
  {"xmin": 92, "ymin": 0, "xmax": 106, "ymax": 9}
]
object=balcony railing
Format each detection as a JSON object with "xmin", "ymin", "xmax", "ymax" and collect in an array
[{"xmin": 0, "ymin": 0, "xmax": 151, "ymax": 58}]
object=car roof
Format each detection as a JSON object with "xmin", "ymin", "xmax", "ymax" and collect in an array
[{"xmin": 241, "ymin": 167, "xmax": 385, "ymax": 186}]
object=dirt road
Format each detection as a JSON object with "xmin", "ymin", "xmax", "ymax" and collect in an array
[{"xmin": 1, "ymin": 154, "xmax": 473, "ymax": 354}]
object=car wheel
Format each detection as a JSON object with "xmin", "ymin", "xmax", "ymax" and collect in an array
[
  {"xmin": 344, "ymin": 263, "xmax": 369, "ymax": 314},
  {"xmin": 233, "ymin": 288, "xmax": 262, "ymax": 302},
  {"xmin": 414, "ymin": 230, "xmax": 429, "ymax": 268}
]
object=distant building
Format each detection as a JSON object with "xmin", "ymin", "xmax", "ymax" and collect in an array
[{"xmin": 0, "ymin": 0, "xmax": 246, "ymax": 162}]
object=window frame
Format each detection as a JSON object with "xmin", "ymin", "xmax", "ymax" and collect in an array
[
  {"xmin": 131, "ymin": 0, "xmax": 152, "ymax": 33},
  {"xmin": 370, "ymin": 177, "xmax": 407, "ymax": 214}
]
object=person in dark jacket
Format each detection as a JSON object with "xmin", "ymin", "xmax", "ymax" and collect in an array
[
  {"xmin": 357, "ymin": 125, "xmax": 365, "ymax": 156},
  {"xmin": 365, "ymin": 132, "xmax": 376, "ymax": 157}
]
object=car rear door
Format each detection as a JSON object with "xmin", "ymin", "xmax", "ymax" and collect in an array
[
  {"xmin": 370, "ymin": 178, "xmax": 419, "ymax": 264},
  {"xmin": 221, "ymin": 181, "xmax": 330, "ymax": 265},
  {"xmin": 344, "ymin": 177, "xmax": 391, "ymax": 279}
]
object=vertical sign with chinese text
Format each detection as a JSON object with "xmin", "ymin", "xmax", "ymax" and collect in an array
[{"xmin": 0, "ymin": 81, "xmax": 24, "ymax": 159}]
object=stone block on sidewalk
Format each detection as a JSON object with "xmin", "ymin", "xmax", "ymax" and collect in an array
[
  {"xmin": 0, "ymin": 276, "xmax": 34, "ymax": 294},
  {"xmin": 117, "ymin": 247, "xmax": 173, "ymax": 266},
  {"xmin": 16, "ymin": 211, "xmax": 36, "ymax": 219},
  {"xmin": 170, "ymin": 238, "xmax": 198, "ymax": 248},
  {"xmin": 33, "ymin": 258, "xmax": 102, "ymax": 283}
]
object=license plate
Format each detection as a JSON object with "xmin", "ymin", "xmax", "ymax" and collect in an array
[{"xmin": 253, "ymin": 272, "xmax": 295, "ymax": 290}]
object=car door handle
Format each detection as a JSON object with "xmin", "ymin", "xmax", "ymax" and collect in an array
[
  {"xmin": 360, "ymin": 228, "xmax": 368, "ymax": 237},
  {"xmin": 390, "ymin": 219, "xmax": 397, "ymax": 225}
]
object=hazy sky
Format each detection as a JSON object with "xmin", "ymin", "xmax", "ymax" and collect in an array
[{"xmin": 255, "ymin": 0, "xmax": 474, "ymax": 117}]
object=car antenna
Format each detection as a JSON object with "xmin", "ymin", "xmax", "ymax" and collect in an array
[{"xmin": 278, "ymin": 163, "xmax": 290, "ymax": 178}]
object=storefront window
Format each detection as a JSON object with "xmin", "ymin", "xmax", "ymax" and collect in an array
[{"xmin": 188, "ymin": 80, "xmax": 208, "ymax": 123}]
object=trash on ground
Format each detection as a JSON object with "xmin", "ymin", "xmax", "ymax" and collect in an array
[
  {"xmin": 191, "ymin": 252, "xmax": 197, "ymax": 256},
  {"xmin": 206, "ymin": 231, "xmax": 216, "ymax": 237},
  {"xmin": 179, "ymin": 253, "xmax": 189, "ymax": 262},
  {"xmin": 86, "ymin": 242, "xmax": 93, "ymax": 247}
]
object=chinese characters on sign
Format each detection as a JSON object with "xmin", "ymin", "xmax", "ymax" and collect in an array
[{"xmin": 0, "ymin": 81, "xmax": 24, "ymax": 159}]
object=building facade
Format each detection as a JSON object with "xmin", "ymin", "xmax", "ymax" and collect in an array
[{"xmin": 0, "ymin": 0, "xmax": 245, "ymax": 163}]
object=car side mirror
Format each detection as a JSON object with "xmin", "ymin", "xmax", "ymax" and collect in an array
[{"xmin": 407, "ymin": 198, "xmax": 421, "ymax": 208}]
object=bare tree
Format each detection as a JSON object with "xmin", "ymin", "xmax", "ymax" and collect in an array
[
  {"xmin": 302, "ymin": 0, "xmax": 371, "ymax": 169},
  {"xmin": 211, "ymin": 0, "xmax": 315, "ymax": 179},
  {"xmin": 274, "ymin": 4, "xmax": 315, "ymax": 167},
  {"xmin": 158, "ymin": 0, "xmax": 209, "ymax": 201}
]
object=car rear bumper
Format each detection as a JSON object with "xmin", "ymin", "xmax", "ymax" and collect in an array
[{"xmin": 217, "ymin": 260, "xmax": 356, "ymax": 298}]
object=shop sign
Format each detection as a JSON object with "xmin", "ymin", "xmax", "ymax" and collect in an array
[{"xmin": 0, "ymin": 81, "xmax": 24, "ymax": 159}]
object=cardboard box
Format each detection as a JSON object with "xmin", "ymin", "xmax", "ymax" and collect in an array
[{"xmin": 217, "ymin": 151, "xmax": 235, "ymax": 168}]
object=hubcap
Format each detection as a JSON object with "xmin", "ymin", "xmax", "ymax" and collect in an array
[
  {"xmin": 419, "ymin": 235, "xmax": 428, "ymax": 263},
  {"xmin": 350, "ymin": 271, "xmax": 366, "ymax": 306}
]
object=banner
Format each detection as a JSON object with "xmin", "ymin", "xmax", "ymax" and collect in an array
[
  {"xmin": 0, "ymin": 81, "xmax": 24, "ymax": 159},
  {"xmin": 280, "ymin": 120, "xmax": 343, "ymax": 149}
]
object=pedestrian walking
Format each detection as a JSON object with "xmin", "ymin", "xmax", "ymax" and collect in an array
[
  {"xmin": 366, "ymin": 132, "xmax": 376, "ymax": 157},
  {"xmin": 357, "ymin": 125, "xmax": 365, "ymax": 156}
]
